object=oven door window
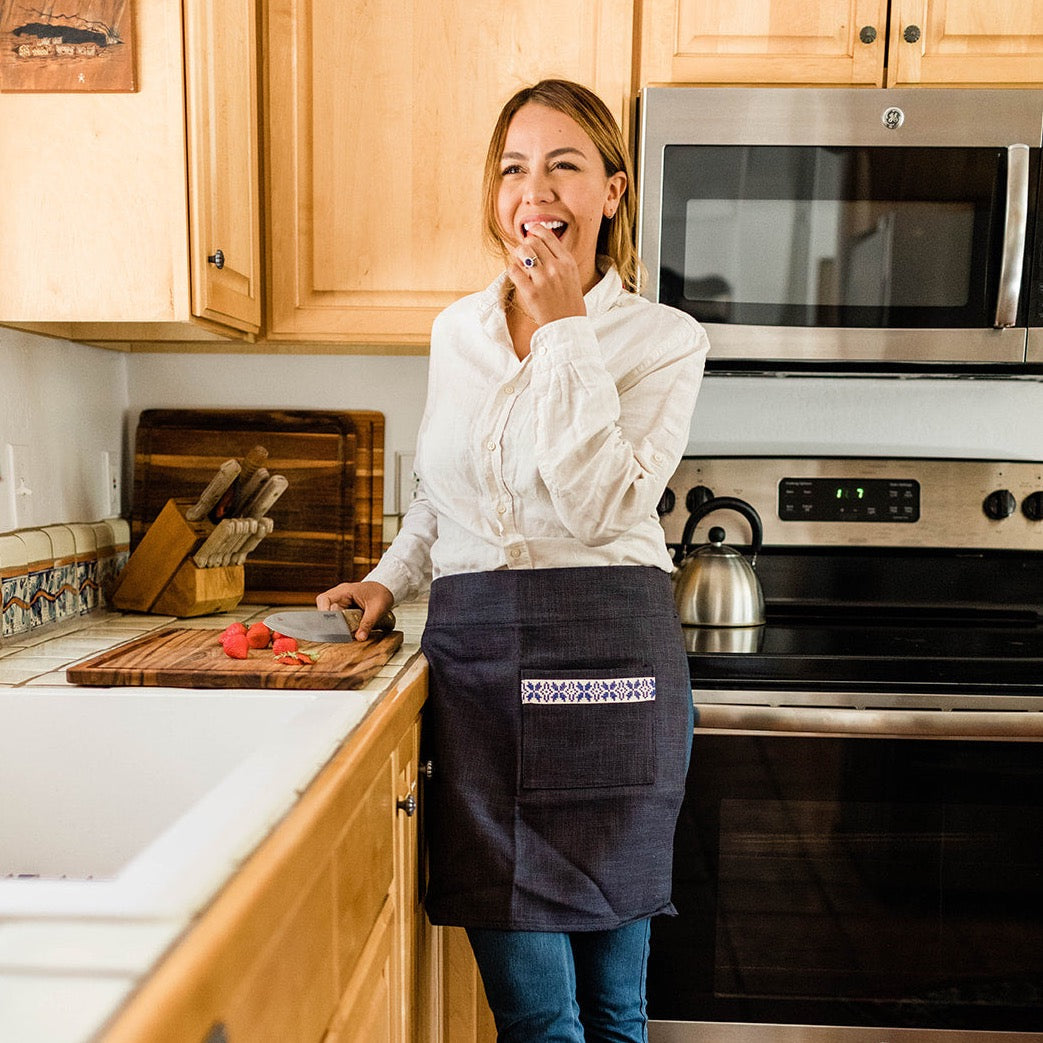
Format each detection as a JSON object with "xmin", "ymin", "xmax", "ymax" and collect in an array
[
  {"xmin": 648, "ymin": 734, "xmax": 1043, "ymax": 1032},
  {"xmin": 659, "ymin": 145, "xmax": 1033, "ymax": 329}
]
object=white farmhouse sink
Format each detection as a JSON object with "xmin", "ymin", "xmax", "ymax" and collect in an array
[{"xmin": 0, "ymin": 687, "xmax": 377, "ymax": 919}]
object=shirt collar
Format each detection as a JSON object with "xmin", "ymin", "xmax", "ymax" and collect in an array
[{"xmin": 477, "ymin": 258, "xmax": 624, "ymax": 342}]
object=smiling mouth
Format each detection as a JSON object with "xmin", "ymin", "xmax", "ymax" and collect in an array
[{"xmin": 522, "ymin": 220, "xmax": 567, "ymax": 239}]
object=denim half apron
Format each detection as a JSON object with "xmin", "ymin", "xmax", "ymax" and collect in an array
[{"xmin": 419, "ymin": 565, "xmax": 693, "ymax": 932}]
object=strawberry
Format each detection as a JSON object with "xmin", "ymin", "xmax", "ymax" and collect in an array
[
  {"xmin": 222, "ymin": 632, "xmax": 249, "ymax": 659},
  {"xmin": 246, "ymin": 622, "xmax": 273, "ymax": 649},
  {"xmin": 272, "ymin": 636, "xmax": 298, "ymax": 654},
  {"xmin": 275, "ymin": 648, "xmax": 320, "ymax": 665},
  {"xmin": 218, "ymin": 621, "xmax": 247, "ymax": 644}
]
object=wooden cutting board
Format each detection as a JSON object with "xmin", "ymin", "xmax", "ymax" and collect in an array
[
  {"xmin": 131, "ymin": 409, "xmax": 385, "ymax": 601},
  {"xmin": 67, "ymin": 627, "xmax": 404, "ymax": 691}
]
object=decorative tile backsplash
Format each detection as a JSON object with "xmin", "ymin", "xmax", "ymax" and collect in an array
[{"xmin": 0, "ymin": 518, "xmax": 129, "ymax": 639}]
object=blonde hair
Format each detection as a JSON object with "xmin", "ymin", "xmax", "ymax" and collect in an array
[{"xmin": 481, "ymin": 79, "xmax": 643, "ymax": 293}]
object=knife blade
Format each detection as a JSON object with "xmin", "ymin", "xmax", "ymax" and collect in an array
[
  {"xmin": 263, "ymin": 608, "xmax": 397, "ymax": 643},
  {"xmin": 184, "ymin": 460, "xmax": 241, "ymax": 522},
  {"xmin": 263, "ymin": 609, "xmax": 355, "ymax": 643}
]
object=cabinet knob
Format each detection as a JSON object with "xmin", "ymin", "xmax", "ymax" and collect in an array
[
  {"xmin": 207, "ymin": 249, "xmax": 225, "ymax": 270},
  {"xmin": 397, "ymin": 793, "xmax": 417, "ymax": 816},
  {"xmin": 421, "ymin": 759, "xmax": 434, "ymax": 779},
  {"xmin": 202, "ymin": 1023, "xmax": 228, "ymax": 1043},
  {"xmin": 858, "ymin": 25, "xmax": 877, "ymax": 44},
  {"xmin": 903, "ymin": 24, "xmax": 921, "ymax": 43}
]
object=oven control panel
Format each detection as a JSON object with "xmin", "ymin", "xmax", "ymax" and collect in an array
[{"xmin": 659, "ymin": 456, "xmax": 1043, "ymax": 550}]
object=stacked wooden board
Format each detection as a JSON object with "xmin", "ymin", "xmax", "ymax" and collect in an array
[{"xmin": 131, "ymin": 410, "xmax": 384, "ymax": 602}]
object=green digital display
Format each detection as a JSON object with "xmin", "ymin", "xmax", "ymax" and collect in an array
[{"xmin": 779, "ymin": 477, "xmax": 920, "ymax": 522}]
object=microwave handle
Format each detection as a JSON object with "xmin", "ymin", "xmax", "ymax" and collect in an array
[
  {"xmin": 694, "ymin": 703, "xmax": 1043, "ymax": 740},
  {"xmin": 994, "ymin": 142, "xmax": 1030, "ymax": 329}
]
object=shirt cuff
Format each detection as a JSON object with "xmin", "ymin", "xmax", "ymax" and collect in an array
[{"xmin": 529, "ymin": 315, "xmax": 601, "ymax": 362}]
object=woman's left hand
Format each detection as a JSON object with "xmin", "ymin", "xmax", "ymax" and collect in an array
[{"xmin": 507, "ymin": 224, "xmax": 587, "ymax": 327}]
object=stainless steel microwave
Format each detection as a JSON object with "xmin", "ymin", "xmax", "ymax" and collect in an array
[{"xmin": 637, "ymin": 87, "xmax": 1043, "ymax": 372}]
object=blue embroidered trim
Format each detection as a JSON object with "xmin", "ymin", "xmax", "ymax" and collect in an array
[{"xmin": 521, "ymin": 676, "xmax": 656, "ymax": 704}]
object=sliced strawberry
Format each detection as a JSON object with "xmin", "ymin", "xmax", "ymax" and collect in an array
[{"xmin": 272, "ymin": 636, "xmax": 299, "ymax": 654}]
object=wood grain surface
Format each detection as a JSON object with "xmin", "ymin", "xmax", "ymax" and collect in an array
[
  {"xmin": 66, "ymin": 627, "xmax": 403, "ymax": 690},
  {"xmin": 131, "ymin": 410, "xmax": 385, "ymax": 599}
]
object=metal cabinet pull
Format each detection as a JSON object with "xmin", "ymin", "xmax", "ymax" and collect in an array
[
  {"xmin": 202, "ymin": 1023, "xmax": 228, "ymax": 1043},
  {"xmin": 397, "ymin": 793, "xmax": 417, "ymax": 816},
  {"xmin": 858, "ymin": 25, "xmax": 877, "ymax": 44},
  {"xmin": 421, "ymin": 759, "xmax": 434, "ymax": 779},
  {"xmin": 903, "ymin": 24, "xmax": 921, "ymax": 43},
  {"xmin": 207, "ymin": 249, "xmax": 225, "ymax": 269}
]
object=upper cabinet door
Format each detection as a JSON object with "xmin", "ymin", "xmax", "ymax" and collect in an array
[
  {"xmin": 639, "ymin": 0, "xmax": 890, "ymax": 87},
  {"xmin": 266, "ymin": 0, "xmax": 633, "ymax": 344},
  {"xmin": 183, "ymin": 0, "xmax": 262, "ymax": 334},
  {"xmin": 888, "ymin": 0, "xmax": 1043, "ymax": 85}
]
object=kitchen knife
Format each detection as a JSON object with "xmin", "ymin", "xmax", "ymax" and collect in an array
[
  {"xmin": 263, "ymin": 608, "xmax": 397, "ymax": 643},
  {"xmin": 232, "ymin": 516, "xmax": 273, "ymax": 565},
  {"xmin": 229, "ymin": 445, "xmax": 269, "ymax": 515},
  {"xmin": 243, "ymin": 474, "xmax": 288, "ymax": 520},
  {"xmin": 192, "ymin": 517, "xmax": 235, "ymax": 568},
  {"xmin": 184, "ymin": 460, "xmax": 241, "ymax": 522},
  {"xmin": 234, "ymin": 465, "xmax": 268, "ymax": 515}
]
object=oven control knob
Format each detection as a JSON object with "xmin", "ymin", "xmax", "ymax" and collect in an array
[
  {"xmin": 1022, "ymin": 491, "xmax": 1043, "ymax": 521},
  {"xmin": 983, "ymin": 489, "xmax": 1017, "ymax": 519},
  {"xmin": 656, "ymin": 487, "xmax": 676, "ymax": 516},
  {"xmin": 685, "ymin": 485, "xmax": 715, "ymax": 513}
]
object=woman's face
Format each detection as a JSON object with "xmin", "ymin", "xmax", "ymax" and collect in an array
[{"xmin": 495, "ymin": 102, "xmax": 625, "ymax": 291}]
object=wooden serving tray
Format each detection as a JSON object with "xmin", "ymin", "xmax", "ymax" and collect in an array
[{"xmin": 67, "ymin": 627, "xmax": 404, "ymax": 691}]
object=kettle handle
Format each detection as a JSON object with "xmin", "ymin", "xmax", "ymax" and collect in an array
[{"xmin": 677, "ymin": 496, "xmax": 764, "ymax": 566}]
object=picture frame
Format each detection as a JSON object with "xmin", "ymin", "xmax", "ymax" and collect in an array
[{"xmin": 0, "ymin": 1, "xmax": 135, "ymax": 93}]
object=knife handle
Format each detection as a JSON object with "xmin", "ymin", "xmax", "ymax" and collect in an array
[
  {"xmin": 230, "ymin": 445, "xmax": 269, "ymax": 515},
  {"xmin": 245, "ymin": 474, "xmax": 289, "ymax": 520},
  {"xmin": 185, "ymin": 460, "xmax": 240, "ymax": 522},
  {"xmin": 233, "ymin": 516, "xmax": 273, "ymax": 565}
]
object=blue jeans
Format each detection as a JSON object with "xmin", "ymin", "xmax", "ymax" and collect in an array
[{"xmin": 466, "ymin": 918, "xmax": 651, "ymax": 1043}]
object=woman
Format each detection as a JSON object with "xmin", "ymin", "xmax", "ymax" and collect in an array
[{"xmin": 318, "ymin": 79, "xmax": 708, "ymax": 1042}]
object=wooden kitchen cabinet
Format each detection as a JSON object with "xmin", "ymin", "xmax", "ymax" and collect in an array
[
  {"xmin": 264, "ymin": 0, "xmax": 633, "ymax": 345},
  {"xmin": 101, "ymin": 660, "xmax": 428, "ymax": 1043},
  {"xmin": 0, "ymin": 0, "xmax": 260, "ymax": 343},
  {"xmin": 639, "ymin": 0, "xmax": 1043, "ymax": 87}
]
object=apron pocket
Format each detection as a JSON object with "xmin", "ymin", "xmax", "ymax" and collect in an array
[{"xmin": 519, "ymin": 667, "xmax": 656, "ymax": 790}]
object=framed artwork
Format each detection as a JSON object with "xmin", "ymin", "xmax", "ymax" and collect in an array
[{"xmin": 0, "ymin": 1, "xmax": 135, "ymax": 92}]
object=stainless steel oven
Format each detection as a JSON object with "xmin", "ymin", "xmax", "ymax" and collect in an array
[
  {"xmin": 650, "ymin": 455, "xmax": 1043, "ymax": 1041},
  {"xmin": 637, "ymin": 88, "xmax": 1043, "ymax": 372}
]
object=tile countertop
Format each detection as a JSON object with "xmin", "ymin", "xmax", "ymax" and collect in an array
[{"xmin": 0, "ymin": 599, "xmax": 428, "ymax": 1043}]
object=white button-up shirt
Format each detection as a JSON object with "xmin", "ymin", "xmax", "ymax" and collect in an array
[{"xmin": 367, "ymin": 265, "xmax": 709, "ymax": 604}]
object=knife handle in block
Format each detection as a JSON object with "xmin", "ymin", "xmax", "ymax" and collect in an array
[{"xmin": 185, "ymin": 460, "xmax": 240, "ymax": 522}]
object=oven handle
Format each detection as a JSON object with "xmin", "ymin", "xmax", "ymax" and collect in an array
[
  {"xmin": 994, "ymin": 142, "xmax": 1030, "ymax": 329},
  {"xmin": 694, "ymin": 704, "xmax": 1043, "ymax": 739}
]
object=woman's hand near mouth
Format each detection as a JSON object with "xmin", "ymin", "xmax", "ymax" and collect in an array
[{"xmin": 508, "ymin": 222, "xmax": 587, "ymax": 328}]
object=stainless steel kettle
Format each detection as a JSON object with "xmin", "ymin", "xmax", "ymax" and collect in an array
[{"xmin": 672, "ymin": 496, "xmax": 766, "ymax": 627}]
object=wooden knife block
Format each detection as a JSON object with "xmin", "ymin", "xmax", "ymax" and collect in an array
[{"xmin": 111, "ymin": 498, "xmax": 244, "ymax": 617}]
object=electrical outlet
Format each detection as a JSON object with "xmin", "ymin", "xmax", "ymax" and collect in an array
[
  {"xmin": 395, "ymin": 452, "xmax": 417, "ymax": 514},
  {"xmin": 6, "ymin": 443, "xmax": 34, "ymax": 528},
  {"xmin": 102, "ymin": 450, "xmax": 121, "ymax": 515}
]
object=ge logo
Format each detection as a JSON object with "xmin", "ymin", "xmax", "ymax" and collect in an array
[{"xmin": 882, "ymin": 106, "xmax": 905, "ymax": 130}]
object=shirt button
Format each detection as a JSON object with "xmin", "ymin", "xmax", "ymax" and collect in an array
[
  {"xmin": 509, "ymin": 547, "xmax": 522, "ymax": 559},
  {"xmin": 653, "ymin": 452, "xmax": 664, "ymax": 464},
  {"xmin": 496, "ymin": 503, "xmax": 507, "ymax": 515},
  {"xmin": 503, "ymin": 384, "xmax": 515, "ymax": 395},
  {"xmin": 486, "ymin": 440, "xmax": 497, "ymax": 452}
]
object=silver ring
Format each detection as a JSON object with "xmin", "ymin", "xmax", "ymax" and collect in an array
[{"xmin": 522, "ymin": 255, "xmax": 536, "ymax": 269}]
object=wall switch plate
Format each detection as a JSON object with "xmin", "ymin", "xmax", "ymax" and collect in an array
[
  {"xmin": 6, "ymin": 443, "xmax": 34, "ymax": 528},
  {"xmin": 102, "ymin": 450, "xmax": 120, "ymax": 515},
  {"xmin": 395, "ymin": 451, "xmax": 417, "ymax": 514}
]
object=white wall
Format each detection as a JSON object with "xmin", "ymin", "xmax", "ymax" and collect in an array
[
  {"xmin": 4, "ymin": 322, "xmax": 1043, "ymax": 536},
  {"xmin": 0, "ymin": 328, "xmax": 127, "ymax": 531}
]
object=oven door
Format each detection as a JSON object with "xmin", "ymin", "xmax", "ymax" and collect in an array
[
  {"xmin": 638, "ymin": 87, "xmax": 1043, "ymax": 368},
  {"xmin": 647, "ymin": 707, "xmax": 1043, "ymax": 1041}
]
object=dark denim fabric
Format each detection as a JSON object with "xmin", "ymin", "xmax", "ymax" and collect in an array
[
  {"xmin": 420, "ymin": 566, "xmax": 693, "ymax": 931},
  {"xmin": 467, "ymin": 918, "xmax": 651, "ymax": 1043}
]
